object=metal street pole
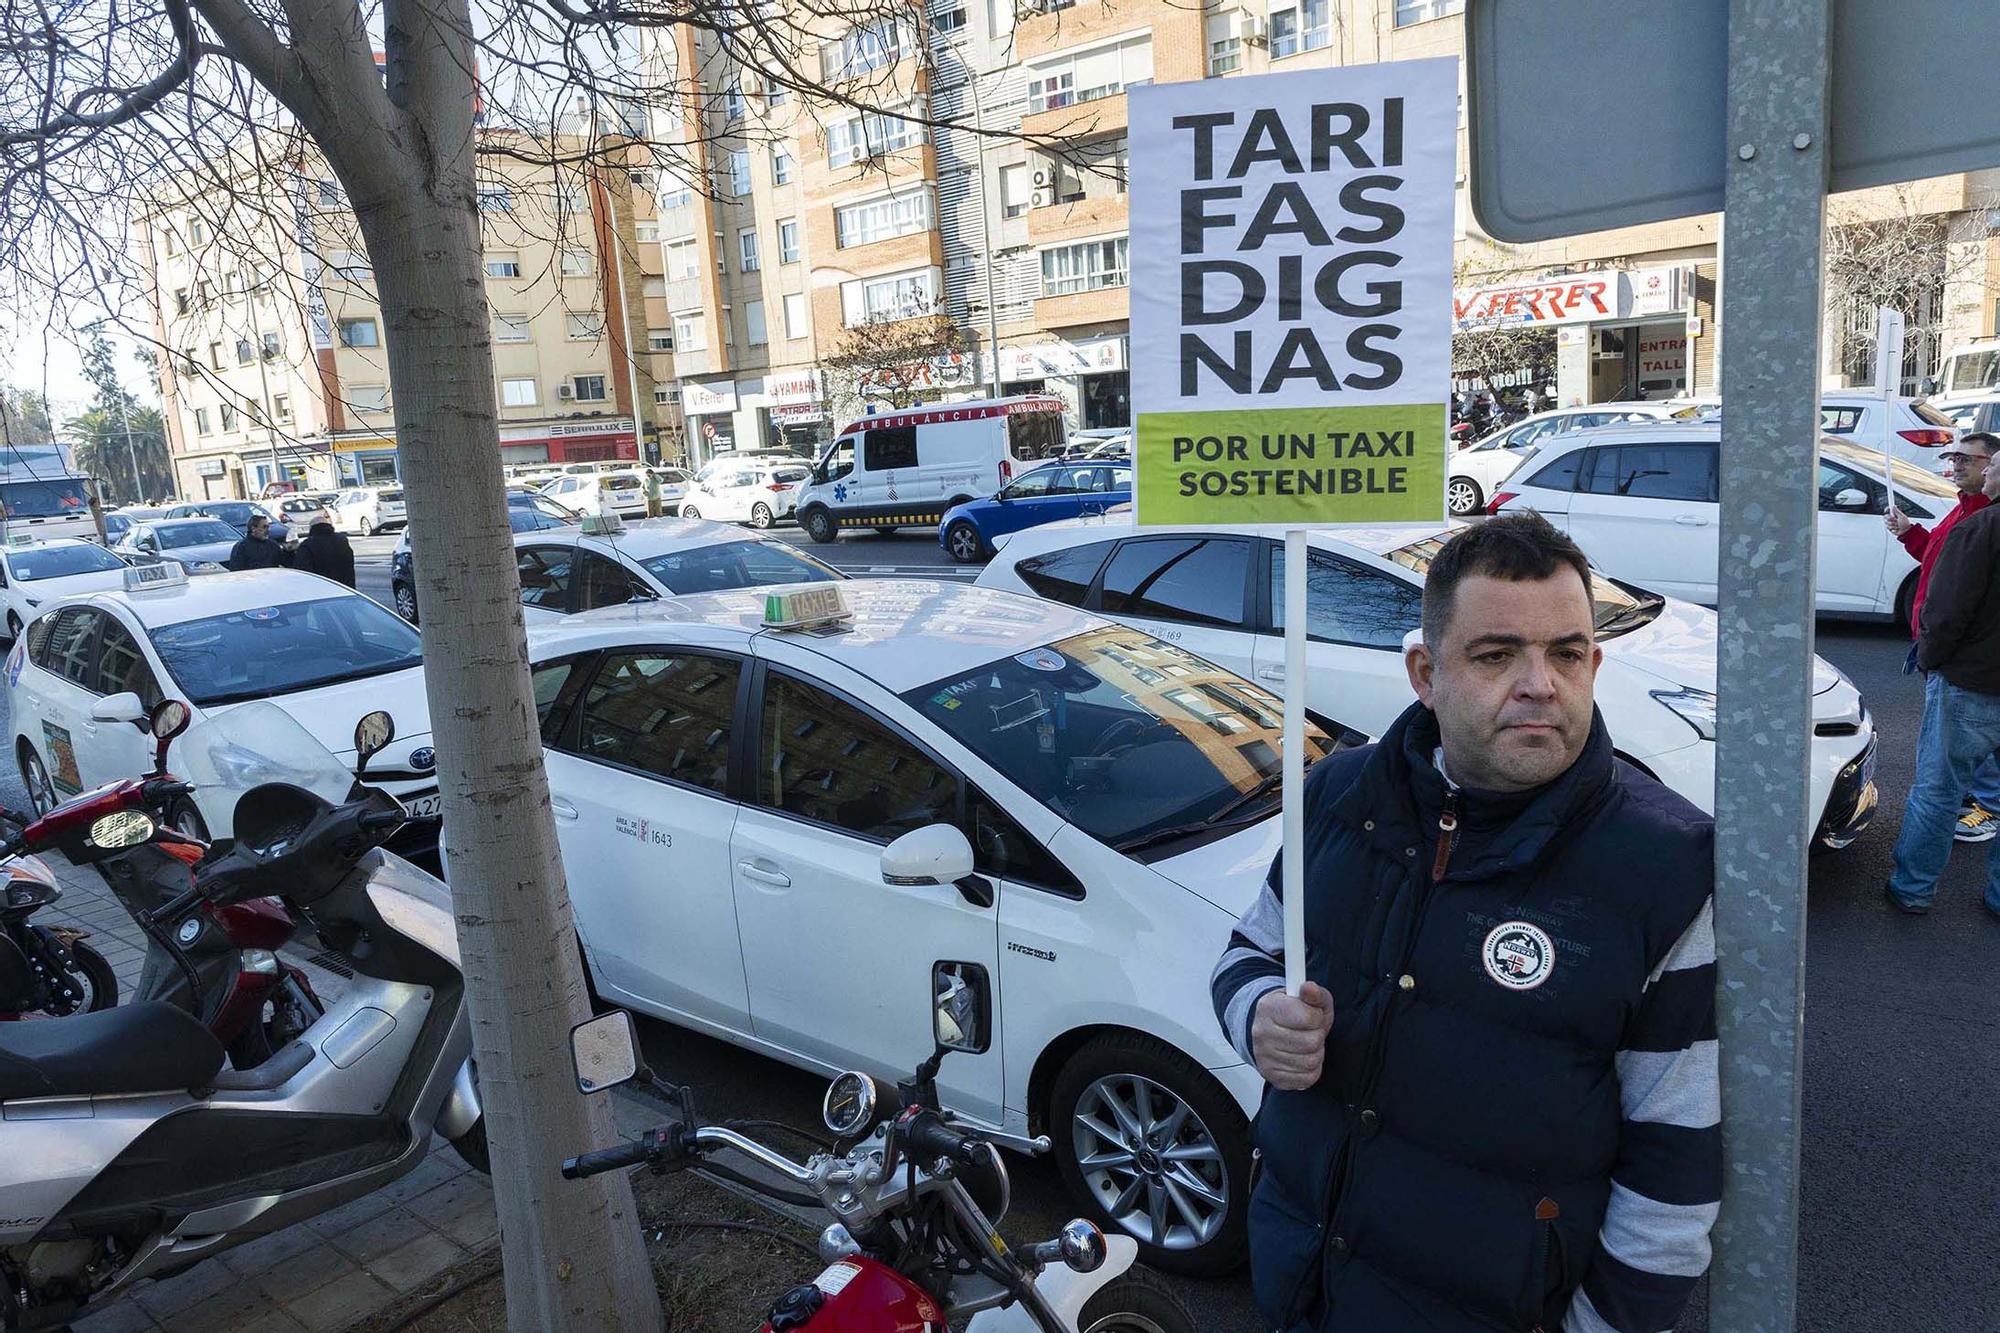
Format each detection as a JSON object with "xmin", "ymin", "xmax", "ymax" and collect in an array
[
  {"xmin": 246, "ymin": 284, "xmax": 284, "ymax": 493},
  {"xmin": 113, "ymin": 376, "xmax": 145, "ymax": 504},
  {"xmin": 963, "ymin": 73, "xmax": 1003, "ymax": 399},
  {"xmin": 1711, "ymin": 1, "xmax": 1830, "ymax": 1328}
]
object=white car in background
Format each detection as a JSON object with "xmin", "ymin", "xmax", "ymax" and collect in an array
[
  {"xmin": 979, "ymin": 518, "xmax": 1878, "ymax": 851},
  {"xmin": 111, "ymin": 517, "xmax": 240, "ymax": 573},
  {"xmin": 526, "ymin": 579, "xmax": 1340, "ymax": 1273},
  {"xmin": 512, "ymin": 518, "xmax": 844, "ymax": 624},
  {"xmin": 4, "ymin": 569, "xmax": 439, "ymax": 841},
  {"xmin": 1815, "ymin": 392, "xmax": 1960, "ymax": 472},
  {"xmin": 1492, "ymin": 424, "xmax": 1960, "ymax": 623},
  {"xmin": 327, "ymin": 486, "xmax": 407, "ymax": 536},
  {"xmin": 1448, "ymin": 404, "xmax": 1678, "ymax": 516},
  {"xmin": 539, "ymin": 469, "xmax": 654, "ymax": 519},
  {"xmin": 677, "ymin": 457, "xmax": 815, "ymax": 528},
  {"xmin": 0, "ymin": 539, "xmax": 132, "ymax": 644}
]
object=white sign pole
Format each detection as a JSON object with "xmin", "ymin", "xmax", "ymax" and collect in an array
[
  {"xmin": 1877, "ymin": 305, "xmax": 1907, "ymax": 478},
  {"xmin": 1282, "ymin": 527, "xmax": 1309, "ymax": 996}
]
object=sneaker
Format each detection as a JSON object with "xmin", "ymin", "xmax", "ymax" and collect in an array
[
  {"xmin": 1957, "ymin": 804, "xmax": 1999, "ymax": 843},
  {"xmin": 1884, "ymin": 884, "xmax": 1932, "ymax": 915}
]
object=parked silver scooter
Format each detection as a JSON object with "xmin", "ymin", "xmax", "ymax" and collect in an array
[{"xmin": 0, "ymin": 702, "xmax": 481, "ymax": 1332}]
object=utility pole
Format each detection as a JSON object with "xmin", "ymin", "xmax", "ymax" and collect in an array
[
  {"xmin": 963, "ymin": 72, "xmax": 1003, "ymax": 399},
  {"xmin": 113, "ymin": 391, "xmax": 144, "ymax": 504}
]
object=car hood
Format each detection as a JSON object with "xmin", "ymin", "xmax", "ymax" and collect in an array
[
  {"xmin": 206, "ymin": 665, "xmax": 434, "ymax": 771},
  {"xmin": 156, "ymin": 541, "xmax": 239, "ymax": 565},
  {"xmin": 1604, "ymin": 596, "xmax": 1840, "ymax": 697},
  {"xmin": 1146, "ymin": 815, "xmax": 1283, "ymax": 919},
  {"xmin": 19, "ymin": 569, "xmax": 130, "ymax": 603}
]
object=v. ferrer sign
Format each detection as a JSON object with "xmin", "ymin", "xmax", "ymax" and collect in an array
[{"xmin": 1129, "ymin": 60, "xmax": 1456, "ymax": 527}]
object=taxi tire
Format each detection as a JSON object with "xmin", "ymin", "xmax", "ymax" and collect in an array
[
  {"xmin": 360, "ymin": 517, "xmax": 375, "ymax": 537},
  {"xmin": 168, "ymin": 796, "xmax": 209, "ymax": 842},
  {"xmin": 749, "ymin": 503, "xmax": 775, "ymax": 529},
  {"xmin": 19, "ymin": 746, "xmax": 55, "ymax": 818},
  {"xmin": 4, "ymin": 611, "xmax": 19, "ymax": 644},
  {"xmin": 1048, "ymin": 1032, "xmax": 1250, "ymax": 1278},
  {"xmin": 680, "ymin": 504, "xmax": 701, "ymax": 520}
]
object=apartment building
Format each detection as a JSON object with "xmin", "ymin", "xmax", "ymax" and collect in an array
[
  {"xmin": 139, "ymin": 136, "xmax": 682, "ymax": 500},
  {"xmin": 644, "ymin": 0, "xmax": 2000, "ymax": 436}
]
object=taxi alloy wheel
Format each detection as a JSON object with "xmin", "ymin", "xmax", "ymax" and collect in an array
[
  {"xmin": 20, "ymin": 749, "xmax": 56, "ymax": 818},
  {"xmin": 749, "ymin": 503, "xmax": 775, "ymax": 529},
  {"xmin": 1448, "ymin": 477, "xmax": 1482, "ymax": 516}
]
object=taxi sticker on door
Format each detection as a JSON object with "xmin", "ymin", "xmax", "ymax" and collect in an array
[
  {"xmin": 614, "ymin": 814, "xmax": 673, "ymax": 849},
  {"xmin": 41, "ymin": 722, "xmax": 80, "ymax": 795}
]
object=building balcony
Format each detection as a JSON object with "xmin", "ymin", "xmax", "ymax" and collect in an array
[
  {"xmin": 1021, "ymin": 91, "xmax": 1127, "ymax": 144},
  {"xmin": 1028, "ymin": 192, "xmax": 1128, "ymax": 246},
  {"xmin": 1034, "ymin": 284, "xmax": 1131, "ymax": 330}
]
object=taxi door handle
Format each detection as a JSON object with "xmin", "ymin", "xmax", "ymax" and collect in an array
[
  {"xmin": 1673, "ymin": 514, "xmax": 1710, "ymax": 527},
  {"xmin": 1256, "ymin": 666, "xmax": 1285, "ymax": 682},
  {"xmin": 738, "ymin": 860, "xmax": 791, "ymax": 888},
  {"xmin": 550, "ymin": 797, "xmax": 579, "ymax": 821}
]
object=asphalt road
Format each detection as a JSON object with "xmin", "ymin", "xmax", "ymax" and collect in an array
[{"xmin": 25, "ymin": 527, "xmax": 1997, "ymax": 1330}]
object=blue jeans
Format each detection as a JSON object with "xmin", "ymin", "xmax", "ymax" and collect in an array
[
  {"xmin": 1903, "ymin": 645, "xmax": 2000, "ymax": 809},
  {"xmin": 1890, "ymin": 674, "xmax": 2000, "ymax": 910}
]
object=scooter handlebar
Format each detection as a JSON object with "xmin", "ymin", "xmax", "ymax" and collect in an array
[{"xmin": 561, "ymin": 1138, "xmax": 651, "ymax": 1180}]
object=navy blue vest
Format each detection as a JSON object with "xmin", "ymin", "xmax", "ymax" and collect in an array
[{"xmin": 1247, "ymin": 703, "xmax": 1711, "ymax": 1332}]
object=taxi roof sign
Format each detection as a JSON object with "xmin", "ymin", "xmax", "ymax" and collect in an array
[
  {"xmin": 580, "ymin": 512, "xmax": 626, "ymax": 537},
  {"xmin": 5, "ymin": 533, "xmax": 35, "ymax": 548},
  {"xmin": 762, "ymin": 584, "xmax": 850, "ymax": 631},
  {"xmin": 123, "ymin": 561, "xmax": 189, "ymax": 593}
]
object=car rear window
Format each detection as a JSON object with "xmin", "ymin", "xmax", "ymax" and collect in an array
[
  {"xmin": 380, "ymin": 490, "xmax": 405, "ymax": 503},
  {"xmin": 1008, "ymin": 410, "xmax": 1066, "ymax": 463}
]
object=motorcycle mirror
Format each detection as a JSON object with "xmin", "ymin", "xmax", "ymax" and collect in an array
[
  {"xmin": 353, "ymin": 710, "xmax": 395, "ymax": 770},
  {"xmin": 148, "ymin": 699, "xmax": 192, "ymax": 742},
  {"xmin": 570, "ymin": 1009, "xmax": 641, "ymax": 1094},
  {"xmin": 931, "ymin": 961, "xmax": 992, "ymax": 1056},
  {"xmin": 87, "ymin": 810, "xmax": 157, "ymax": 850}
]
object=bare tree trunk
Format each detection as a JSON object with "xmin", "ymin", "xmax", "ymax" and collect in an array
[{"xmin": 341, "ymin": 8, "xmax": 661, "ymax": 1329}]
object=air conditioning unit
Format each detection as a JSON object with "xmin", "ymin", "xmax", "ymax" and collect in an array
[
  {"xmin": 1032, "ymin": 169, "xmax": 1050, "ymax": 187},
  {"xmin": 557, "ymin": 384, "xmax": 575, "ymax": 400},
  {"xmin": 741, "ymin": 71, "xmax": 764, "ymax": 95},
  {"xmin": 1241, "ymin": 14, "xmax": 1268, "ymax": 45},
  {"xmin": 1030, "ymin": 188, "xmax": 1049, "ymax": 208}
]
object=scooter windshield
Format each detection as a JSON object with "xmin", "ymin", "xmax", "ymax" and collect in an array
[{"xmin": 179, "ymin": 701, "xmax": 357, "ymax": 834}]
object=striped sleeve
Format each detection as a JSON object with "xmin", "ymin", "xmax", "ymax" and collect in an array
[
  {"xmin": 1209, "ymin": 864, "xmax": 1287, "ymax": 1067},
  {"xmin": 1564, "ymin": 897, "xmax": 1721, "ymax": 1333}
]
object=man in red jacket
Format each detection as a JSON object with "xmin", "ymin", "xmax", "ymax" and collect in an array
[{"xmin": 1889, "ymin": 431, "xmax": 2000, "ymax": 841}]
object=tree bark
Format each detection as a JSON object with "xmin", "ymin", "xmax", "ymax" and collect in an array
[{"xmin": 336, "ymin": 6, "xmax": 662, "ymax": 1329}]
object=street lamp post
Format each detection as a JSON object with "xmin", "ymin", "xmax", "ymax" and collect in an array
[
  {"xmin": 960, "ymin": 74, "xmax": 1004, "ymax": 398},
  {"xmin": 244, "ymin": 281, "xmax": 285, "ymax": 494}
]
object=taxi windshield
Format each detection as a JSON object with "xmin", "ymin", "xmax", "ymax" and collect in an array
[
  {"xmin": 9, "ymin": 543, "xmax": 125, "ymax": 580},
  {"xmin": 905, "ymin": 626, "xmax": 1330, "ymax": 854},
  {"xmin": 148, "ymin": 595, "xmax": 422, "ymax": 705}
]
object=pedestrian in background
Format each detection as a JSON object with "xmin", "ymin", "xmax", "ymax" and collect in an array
[
  {"xmin": 1212, "ymin": 514, "xmax": 1718, "ymax": 1333},
  {"xmin": 291, "ymin": 518, "xmax": 356, "ymax": 587},
  {"xmin": 1887, "ymin": 430, "xmax": 2000, "ymax": 842},
  {"xmin": 226, "ymin": 513, "xmax": 286, "ymax": 571},
  {"xmin": 1888, "ymin": 454, "xmax": 2000, "ymax": 918},
  {"xmin": 643, "ymin": 467, "xmax": 663, "ymax": 519}
]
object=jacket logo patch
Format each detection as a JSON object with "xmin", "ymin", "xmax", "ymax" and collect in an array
[{"xmin": 1482, "ymin": 921, "xmax": 1556, "ymax": 990}]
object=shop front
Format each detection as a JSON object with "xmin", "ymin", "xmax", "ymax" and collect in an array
[
  {"xmin": 681, "ymin": 379, "xmax": 738, "ymax": 468},
  {"xmin": 1454, "ymin": 264, "xmax": 1700, "ymax": 406},
  {"xmin": 331, "ymin": 417, "xmax": 636, "ymax": 485},
  {"xmin": 998, "ymin": 335, "xmax": 1129, "ymax": 429},
  {"xmin": 769, "ymin": 370, "xmax": 830, "ymax": 454}
]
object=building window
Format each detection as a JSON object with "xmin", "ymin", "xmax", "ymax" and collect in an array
[
  {"xmin": 557, "ymin": 186, "xmax": 586, "ymax": 214},
  {"xmin": 219, "ymin": 402, "xmax": 238, "ymax": 431},
  {"xmin": 659, "ymin": 182, "xmax": 694, "ymax": 209},
  {"xmin": 338, "ymin": 317, "xmax": 379, "ymax": 348},
  {"xmin": 999, "ymin": 163, "xmax": 1030, "ymax": 218},
  {"xmin": 195, "ymin": 280, "xmax": 213, "ymax": 306},
  {"xmin": 666, "ymin": 239, "xmax": 701, "ymax": 280},
  {"xmin": 642, "ymin": 275, "xmax": 667, "ymax": 298},
  {"xmin": 840, "ymin": 267, "xmax": 940, "ymax": 325},
  {"xmin": 262, "ymin": 331, "xmax": 281, "ymax": 358},
  {"xmin": 189, "ymin": 219, "xmax": 206, "ymax": 245},
  {"xmin": 654, "ymin": 385, "xmax": 673, "ymax": 404},
  {"xmin": 739, "ymin": 229, "xmax": 760, "ymax": 272},
  {"xmin": 486, "ymin": 252, "xmax": 522, "ymax": 278},
  {"xmin": 560, "ymin": 248, "xmax": 593, "ymax": 277},
  {"xmin": 160, "ymin": 228, "xmax": 180, "ymax": 256},
  {"xmin": 821, "ymin": 17, "xmax": 914, "ymax": 81},
  {"xmin": 724, "ymin": 78, "xmax": 747, "ymax": 121},
  {"xmin": 768, "ymin": 84, "xmax": 790, "ymax": 107},
  {"xmin": 317, "ymin": 179, "xmax": 342, "ymax": 205},
  {"xmin": 174, "ymin": 288, "xmax": 190, "ymax": 315},
  {"xmin": 784, "ymin": 292, "xmax": 809, "ymax": 338},
  {"xmin": 728, "ymin": 150, "xmax": 752, "ymax": 197},
  {"xmin": 566, "ymin": 312, "xmax": 606, "ymax": 341},
  {"xmin": 1393, "ymin": 0, "xmax": 1462, "ymax": 25},
  {"xmin": 1041, "ymin": 236, "xmax": 1128, "ymax": 296},
  {"xmin": 1271, "ymin": 0, "xmax": 1331, "ymax": 57},
  {"xmin": 778, "ymin": 219, "xmax": 801, "ymax": 264},
  {"xmin": 1026, "ymin": 37, "xmax": 1152, "ymax": 114},
  {"xmin": 236, "ymin": 338, "xmax": 255, "ymax": 366},
  {"xmin": 350, "ymin": 384, "xmax": 390, "ymax": 412},
  {"xmin": 1207, "ymin": 13, "xmax": 1243, "ymax": 74},
  {"xmin": 495, "ymin": 312, "xmax": 533, "ymax": 343},
  {"xmin": 330, "ymin": 250, "xmax": 371, "ymax": 281},
  {"xmin": 835, "ymin": 187, "xmax": 934, "ymax": 248},
  {"xmin": 772, "ymin": 150, "xmax": 795, "ymax": 185},
  {"xmin": 745, "ymin": 300, "xmax": 768, "ymax": 345},
  {"xmin": 572, "ymin": 374, "xmax": 608, "ymax": 402},
  {"xmin": 635, "ymin": 220, "xmax": 661, "ymax": 243},
  {"xmin": 827, "ymin": 101, "xmax": 928, "ymax": 167},
  {"xmin": 194, "ymin": 407, "xmax": 212, "ymax": 434},
  {"xmin": 477, "ymin": 185, "xmax": 514, "ymax": 213},
  {"xmin": 502, "ymin": 377, "xmax": 538, "ymax": 406},
  {"xmin": 648, "ymin": 328, "xmax": 675, "ymax": 351},
  {"xmin": 274, "ymin": 394, "xmax": 292, "ymax": 422},
  {"xmin": 181, "ymin": 347, "xmax": 198, "ymax": 375},
  {"xmin": 674, "ymin": 314, "xmax": 707, "ymax": 351},
  {"xmin": 629, "ymin": 169, "xmax": 653, "ymax": 189},
  {"xmin": 930, "ymin": 0, "xmax": 969, "ymax": 34},
  {"xmin": 208, "ymin": 342, "xmax": 224, "ymax": 370}
]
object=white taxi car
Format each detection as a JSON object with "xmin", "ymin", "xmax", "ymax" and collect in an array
[
  {"xmin": 527, "ymin": 581, "xmax": 1335, "ymax": 1274},
  {"xmin": 513, "ymin": 518, "xmax": 844, "ymax": 625},
  {"xmin": 677, "ymin": 456, "xmax": 815, "ymax": 528},
  {"xmin": 0, "ymin": 538, "xmax": 132, "ymax": 644},
  {"xmin": 326, "ymin": 486, "xmax": 407, "ymax": 536},
  {"xmin": 5, "ymin": 568, "xmax": 441, "ymax": 840},
  {"xmin": 979, "ymin": 519, "xmax": 1877, "ymax": 851}
]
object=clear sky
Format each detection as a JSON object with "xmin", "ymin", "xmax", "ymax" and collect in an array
[{"xmin": 0, "ymin": 305, "xmax": 160, "ymax": 422}]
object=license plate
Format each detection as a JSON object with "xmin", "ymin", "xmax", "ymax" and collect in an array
[{"xmin": 404, "ymin": 792, "xmax": 443, "ymax": 820}]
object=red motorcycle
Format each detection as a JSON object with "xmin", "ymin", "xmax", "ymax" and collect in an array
[
  {"xmin": 0, "ymin": 699, "xmax": 336, "ymax": 1066},
  {"xmin": 0, "ymin": 852, "xmax": 117, "ymax": 1020}
]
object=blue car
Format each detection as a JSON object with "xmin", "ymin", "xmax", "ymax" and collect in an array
[{"xmin": 939, "ymin": 459, "xmax": 1131, "ymax": 564}]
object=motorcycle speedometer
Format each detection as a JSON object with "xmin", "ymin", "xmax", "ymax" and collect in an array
[{"xmin": 822, "ymin": 1070, "xmax": 880, "ymax": 1138}]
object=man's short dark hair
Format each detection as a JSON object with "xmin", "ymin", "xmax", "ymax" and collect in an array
[
  {"xmin": 1421, "ymin": 513, "xmax": 1593, "ymax": 647},
  {"xmin": 1959, "ymin": 431, "xmax": 1999, "ymax": 456}
]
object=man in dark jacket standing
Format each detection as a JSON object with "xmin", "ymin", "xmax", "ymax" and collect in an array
[
  {"xmin": 1888, "ymin": 455, "xmax": 2000, "ymax": 916},
  {"xmin": 1887, "ymin": 431, "xmax": 2000, "ymax": 841},
  {"xmin": 291, "ymin": 518, "xmax": 357, "ymax": 588},
  {"xmin": 225, "ymin": 514, "xmax": 286, "ymax": 571},
  {"xmin": 1212, "ymin": 514, "xmax": 1719, "ymax": 1333}
]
